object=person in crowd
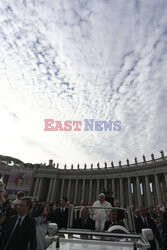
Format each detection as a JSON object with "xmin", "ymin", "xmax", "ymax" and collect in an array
[
  {"xmin": 88, "ymin": 200, "xmax": 93, "ymax": 206},
  {"xmin": 80, "ymin": 200, "xmax": 85, "ymax": 206},
  {"xmin": 11, "ymin": 200, "xmax": 19, "ymax": 216},
  {"xmin": 135, "ymin": 208, "xmax": 140, "ymax": 218},
  {"xmin": 103, "ymin": 209, "xmax": 125, "ymax": 231},
  {"xmin": 31, "ymin": 203, "xmax": 43, "ymax": 217},
  {"xmin": 162, "ymin": 210, "xmax": 167, "ymax": 250},
  {"xmin": 67, "ymin": 200, "xmax": 72, "ymax": 208},
  {"xmin": 32, "ymin": 205, "xmax": 50, "ymax": 250},
  {"xmin": 135, "ymin": 207, "xmax": 162, "ymax": 250},
  {"xmin": 76, "ymin": 200, "xmax": 85, "ymax": 219},
  {"xmin": 0, "ymin": 190, "xmax": 6, "ymax": 203},
  {"xmin": 46, "ymin": 202, "xmax": 57, "ymax": 222},
  {"xmin": 92, "ymin": 193, "xmax": 112, "ymax": 231},
  {"xmin": 148, "ymin": 207, "xmax": 157, "ymax": 221},
  {"xmin": 73, "ymin": 206, "xmax": 95, "ymax": 230},
  {"xmin": 88, "ymin": 200, "xmax": 93, "ymax": 219},
  {"xmin": 164, "ymin": 203, "xmax": 167, "ymax": 210},
  {"xmin": 51, "ymin": 197, "xmax": 69, "ymax": 228},
  {"xmin": 157, "ymin": 211, "xmax": 163, "ymax": 238},
  {"xmin": 131, "ymin": 205, "xmax": 137, "ymax": 219},
  {"xmin": 113, "ymin": 199, "xmax": 125, "ymax": 221},
  {"xmin": 0, "ymin": 197, "xmax": 37, "ymax": 250},
  {"xmin": 54, "ymin": 201, "xmax": 60, "ymax": 210},
  {"xmin": 105, "ymin": 190, "xmax": 114, "ymax": 206},
  {"xmin": 12, "ymin": 191, "xmax": 25, "ymax": 208},
  {"xmin": 0, "ymin": 200, "xmax": 13, "ymax": 231},
  {"xmin": 157, "ymin": 204, "xmax": 165, "ymax": 212},
  {"xmin": 148, "ymin": 206, "xmax": 163, "ymax": 236},
  {"xmin": 0, "ymin": 200, "xmax": 7, "ymax": 230}
]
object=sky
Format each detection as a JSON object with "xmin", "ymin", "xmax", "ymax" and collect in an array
[{"xmin": 0, "ymin": 0, "xmax": 167, "ymax": 168}]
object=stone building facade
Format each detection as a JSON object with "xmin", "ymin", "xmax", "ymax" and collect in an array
[{"xmin": 0, "ymin": 151, "xmax": 167, "ymax": 208}]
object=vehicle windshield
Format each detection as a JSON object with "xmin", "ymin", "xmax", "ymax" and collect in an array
[{"xmin": 68, "ymin": 205, "xmax": 135, "ymax": 233}]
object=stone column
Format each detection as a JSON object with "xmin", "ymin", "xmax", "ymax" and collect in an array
[
  {"xmin": 145, "ymin": 176, "xmax": 152, "ymax": 207},
  {"xmin": 96, "ymin": 179, "xmax": 100, "ymax": 199},
  {"xmin": 128, "ymin": 177, "xmax": 133, "ymax": 206},
  {"xmin": 164, "ymin": 173, "xmax": 167, "ymax": 188},
  {"xmin": 164, "ymin": 173, "xmax": 167, "ymax": 203},
  {"xmin": 119, "ymin": 178, "xmax": 124, "ymax": 207},
  {"xmin": 50, "ymin": 179, "xmax": 57, "ymax": 201},
  {"xmin": 154, "ymin": 174, "xmax": 162, "ymax": 205},
  {"xmin": 141, "ymin": 178, "xmax": 146, "ymax": 207},
  {"xmin": 104, "ymin": 179, "xmax": 107, "ymax": 191},
  {"xmin": 112, "ymin": 179, "xmax": 115, "ymax": 198},
  {"xmin": 89, "ymin": 179, "xmax": 92, "ymax": 201},
  {"xmin": 60, "ymin": 179, "xmax": 65, "ymax": 199},
  {"xmin": 47, "ymin": 178, "xmax": 53, "ymax": 202},
  {"xmin": 37, "ymin": 177, "xmax": 43, "ymax": 200},
  {"xmin": 67, "ymin": 179, "xmax": 71, "ymax": 201},
  {"xmin": 136, "ymin": 177, "xmax": 142, "ymax": 207},
  {"xmin": 81, "ymin": 179, "xmax": 85, "ymax": 201},
  {"xmin": 33, "ymin": 177, "xmax": 40, "ymax": 197},
  {"xmin": 74, "ymin": 179, "xmax": 78, "ymax": 205}
]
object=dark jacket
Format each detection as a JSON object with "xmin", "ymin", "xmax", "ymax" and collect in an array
[
  {"xmin": 105, "ymin": 196, "xmax": 114, "ymax": 206},
  {"xmin": 117, "ymin": 209, "xmax": 125, "ymax": 221},
  {"xmin": 73, "ymin": 217, "xmax": 95, "ymax": 230},
  {"xmin": 162, "ymin": 211, "xmax": 167, "ymax": 250},
  {"xmin": 103, "ymin": 220, "xmax": 125, "ymax": 231},
  {"xmin": 52, "ymin": 207, "xmax": 69, "ymax": 229},
  {"xmin": 0, "ymin": 214, "xmax": 37, "ymax": 250},
  {"xmin": 135, "ymin": 215, "xmax": 161, "ymax": 249}
]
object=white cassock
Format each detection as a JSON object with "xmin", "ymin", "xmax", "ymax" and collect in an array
[{"xmin": 92, "ymin": 200, "xmax": 112, "ymax": 231}]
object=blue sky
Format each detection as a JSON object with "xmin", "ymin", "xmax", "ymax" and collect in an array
[{"xmin": 0, "ymin": 0, "xmax": 167, "ymax": 168}]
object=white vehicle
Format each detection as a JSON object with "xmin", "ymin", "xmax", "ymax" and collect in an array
[{"xmin": 46, "ymin": 206, "xmax": 154, "ymax": 250}]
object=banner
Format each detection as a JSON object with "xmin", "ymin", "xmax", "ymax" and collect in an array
[{"xmin": 6, "ymin": 170, "xmax": 33, "ymax": 193}]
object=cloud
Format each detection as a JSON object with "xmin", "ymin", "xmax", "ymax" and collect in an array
[{"xmin": 0, "ymin": 0, "xmax": 167, "ymax": 167}]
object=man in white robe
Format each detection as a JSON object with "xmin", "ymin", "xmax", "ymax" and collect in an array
[{"xmin": 92, "ymin": 193, "xmax": 112, "ymax": 231}]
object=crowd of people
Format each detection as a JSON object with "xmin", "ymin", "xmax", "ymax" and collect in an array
[{"xmin": 0, "ymin": 190, "xmax": 167, "ymax": 250}]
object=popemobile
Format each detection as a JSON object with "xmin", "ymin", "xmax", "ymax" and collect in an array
[{"xmin": 45, "ymin": 205, "xmax": 160, "ymax": 250}]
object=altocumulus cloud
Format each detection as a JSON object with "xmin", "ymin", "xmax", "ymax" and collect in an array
[{"xmin": 0, "ymin": 0, "xmax": 167, "ymax": 167}]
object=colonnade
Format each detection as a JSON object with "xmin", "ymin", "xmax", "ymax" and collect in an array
[
  {"xmin": 1, "ymin": 152, "xmax": 167, "ymax": 208},
  {"xmin": 32, "ymin": 172, "xmax": 167, "ymax": 208}
]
